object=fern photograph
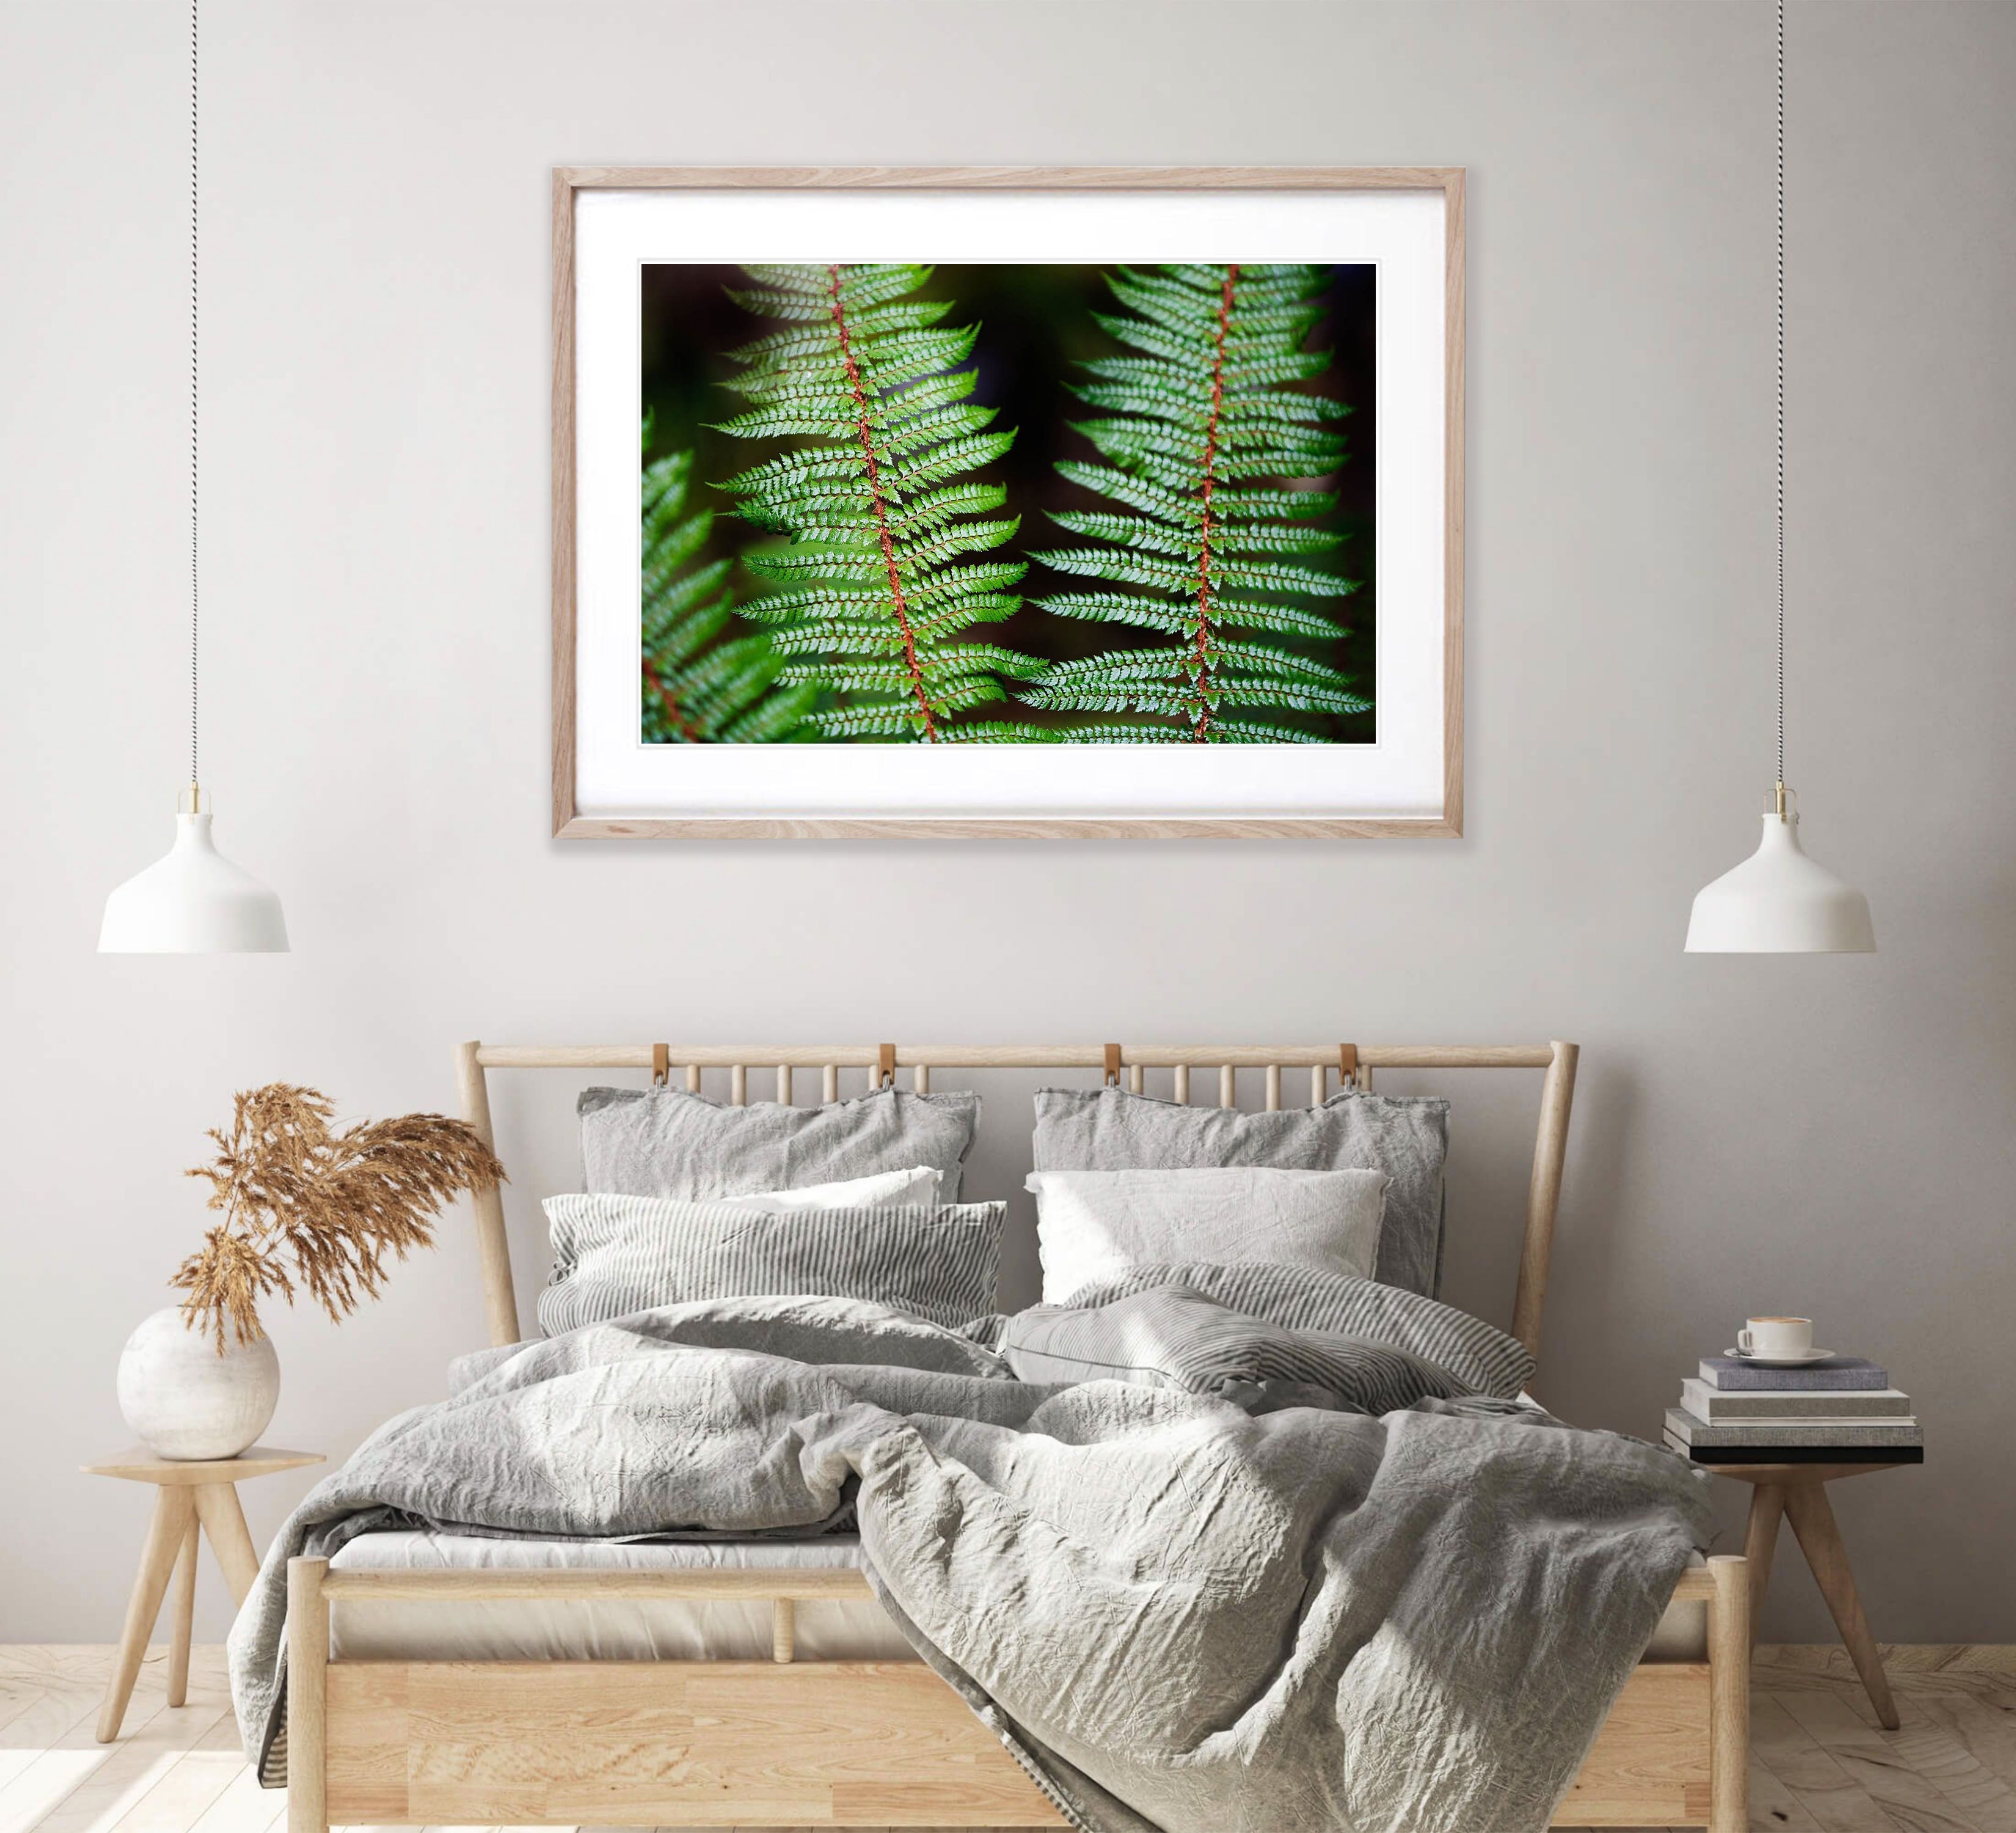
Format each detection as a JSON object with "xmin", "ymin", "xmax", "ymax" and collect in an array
[{"xmin": 639, "ymin": 261, "xmax": 1376, "ymax": 747}]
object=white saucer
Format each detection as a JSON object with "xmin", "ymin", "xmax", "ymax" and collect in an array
[{"xmin": 1725, "ymin": 1347, "xmax": 1836, "ymax": 1367}]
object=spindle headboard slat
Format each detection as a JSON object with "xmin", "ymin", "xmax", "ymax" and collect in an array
[{"xmin": 453, "ymin": 1040, "xmax": 1579, "ymax": 1367}]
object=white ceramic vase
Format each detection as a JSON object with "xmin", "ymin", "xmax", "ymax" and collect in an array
[{"xmin": 117, "ymin": 1307, "xmax": 279, "ymax": 1460}]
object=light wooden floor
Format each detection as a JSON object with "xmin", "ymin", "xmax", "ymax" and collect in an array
[{"xmin": 4, "ymin": 1645, "xmax": 2014, "ymax": 1833}]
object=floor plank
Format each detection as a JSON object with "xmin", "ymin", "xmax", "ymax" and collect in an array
[
  {"xmin": 1910, "ymin": 1694, "xmax": 2016, "ymax": 1801},
  {"xmin": 1776, "ymin": 1689, "xmax": 1991, "ymax": 1833},
  {"xmin": 1751, "ymin": 1751, "xmax": 1835, "ymax": 1832},
  {"xmin": 1824, "ymin": 1692, "xmax": 2016, "ymax": 1833},
  {"xmin": 181, "ymin": 1765, "xmax": 283, "ymax": 1833},
  {"xmin": 0, "ymin": 1663, "xmax": 178, "ymax": 1833},
  {"xmin": 1748, "ymin": 1695, "xmax": 1906, "ymax": 1833},
  {"xmin": 0, "ymin": 1679, "xmax": 102, "ymax": 1784},
  {"xmin": 12, "ymin": 1661, "xmax": 233, "ymax": 1833},
  {"xmin": 104, "ymin": 1710, "xmax": 247, "ymax": 1833}
]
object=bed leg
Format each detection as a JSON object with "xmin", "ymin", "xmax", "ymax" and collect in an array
[
  {"xmin": 287, "ymin": 1557, "xmax": 329, "ymax": 1833},
  {"xmin": 1707, "ymin": 1554, "xmax": 1750, "ymax": 1833}
]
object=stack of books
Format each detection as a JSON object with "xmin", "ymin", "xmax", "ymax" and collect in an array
[{"xmin": 1665, "ymin": 1356, "xmax": 1923, "ymax": 1463}]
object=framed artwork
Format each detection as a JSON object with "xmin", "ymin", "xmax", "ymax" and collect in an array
[{"xmin": 552, "ymin": 166, "xmax": 1463, "ymax": 838}]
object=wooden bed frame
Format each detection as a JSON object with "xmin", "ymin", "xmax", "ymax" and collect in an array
[{"xmin": 285, "ymin": 1040, "xmax": 1748, "ymax": 1832}]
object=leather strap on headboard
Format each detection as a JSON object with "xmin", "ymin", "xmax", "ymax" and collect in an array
[
  {"xmin": 876, "ymin": 1042, "xmax": 897, "ymax": 1089},
  {"xmin": 652, "ymin": 1043, "xmax": 670, "ymax": 1088},
  {"xmin": 1338, "ymin": 1044, "xmax": 1359, "ymax": 1089},
  {"xmin": 1103, "ymin": 1043, "xmax": 1123, "ymax": 1087}
]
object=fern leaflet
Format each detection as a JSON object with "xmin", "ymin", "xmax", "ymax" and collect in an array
[
  {"xmin": 714, "ymin": 265, "xmax": 1040, "ymax": 742},
  {"xmin": 641, "ymin": 436, "xmax": 817, "ymax": 744},
  {"xmin": 1027, "ymin": 263, "xmax": 1370, "ymax": 742}
]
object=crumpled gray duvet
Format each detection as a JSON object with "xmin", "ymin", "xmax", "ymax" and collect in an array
[{"xmin": 229, "ymin": 1288, "xmax": 1711, "ymax": 1833}]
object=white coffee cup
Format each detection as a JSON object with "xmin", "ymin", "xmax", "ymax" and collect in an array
[{"xmin": 1739, "ymin": 1316, "xmax": 1814, "ymax": 1359}]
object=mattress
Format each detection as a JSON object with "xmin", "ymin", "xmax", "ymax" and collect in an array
[
  {"xmin": 327, "ymin": 1532, "xmax": 912, "ymax": 1662},
  {"xmin": 327, "ymin": 1529, "xmax": 1709, "ymax": 1663}
]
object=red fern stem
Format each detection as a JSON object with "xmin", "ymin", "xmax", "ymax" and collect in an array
[
  {"xmin": 826, "ymin": 263, "xmax": 938, "ymax": 742},
  {"xmin": 1185, "ymin": 264, "xmax": 1240, "ymax": 742}
]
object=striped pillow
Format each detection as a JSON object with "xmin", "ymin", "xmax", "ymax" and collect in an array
[
  {"xmin": 1048, "ymin": 1261, "xmax": 1535, "ymax": 1400},
  {"xmin": 539, "ymin": 1194, "xmax": 1004, "ymax": 1336},
  {"xmin": 996, "ymin": 1285, "xmax": 1479, "ymax": 1416}
]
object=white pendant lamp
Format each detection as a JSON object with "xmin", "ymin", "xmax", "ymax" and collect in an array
[
  {"xmin": 1685, "ymin": 788, "xmax": 1875, "ymax": 954},
  {"xmin": 101, "ymin": 0, "xmax": 287, "ymax": 955},
  {"xmin": 1685, "ymin": 0, "xmax": 1872, "ymax": 956}
]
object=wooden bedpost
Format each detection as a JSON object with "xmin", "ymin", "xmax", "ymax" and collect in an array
[
  {"xmin": 287, "ymin": 1557, "xmax": 330, "ymax": 1833},
  {"xmin": 455, "ymin": 1041, "xmax": 522, "ymax": 1346},
  {"xmin": 1706, "ymin": 1554, "xmax": 1750, "ymax": 1833},
  {"xmin": 1510, "ymin": 1039, "xmax": 1578, "ymax": 1364}
]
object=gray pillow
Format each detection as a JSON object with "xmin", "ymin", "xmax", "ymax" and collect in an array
[
  {"xmin": 1031, "ymin": 1086, "xmax": 1449, "ymax": 1296},
  {"xmin": 580, "ymin": 1085, "xmax": 980, "ymax": 1204},
  {"xmin": 539, "ymin": 1194, "xmax": 1005, "ymax": 1335},
  {"xmin": 1047, "ymin": 1261, "xmax": 1534, "ymax": 1400},
  {"xmin": 994, "ymin": 1285, "xmax": 1481, "ymax": 1415}
]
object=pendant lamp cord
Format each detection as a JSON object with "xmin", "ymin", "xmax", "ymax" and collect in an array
[
  {"xmin": 1775, "ymin": 0, "xmax": 1786, "ymax": 792},
  {"xmin": 188, "ymin": 0, "xmax": 200, "ymax": 792}
]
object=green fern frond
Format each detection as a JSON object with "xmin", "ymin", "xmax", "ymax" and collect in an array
[
  {"xmin": 1029, "ymin": 264, "xmax": 1369, "ymax": 741},
  {"xmin": 936, "ymin": 721, "xmax": 1039, "ymax": 744},
  {"xmin": 641, "ymin": 436, "xmax": 817, "ymax": 744},
  {"xmin": 805, "ymin": 701, "xmax": 927, "ymax": 740},
  {"xmin": 1205, "ymin": 716, "xmax": 1330, "ymax": 744},
  {"xmin": 1020, "ymin": 643, "xmax": 1367, "ymax": 722},
  {"xmin": 1039, "ymin": 722, "xmax": 1190, "ymax": 744},
  {"xmin": 1212, "ymin": 522, "xmax": 1343, "ymax": 557},
  {"xmin": 713, "ymin": 265, "xmax": 1040, "ymax": 742}
]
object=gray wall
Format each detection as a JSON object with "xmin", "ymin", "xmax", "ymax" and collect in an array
[{"xmin": 3, "ymin": 0, "xmax": 2012, "ymax": 1644}]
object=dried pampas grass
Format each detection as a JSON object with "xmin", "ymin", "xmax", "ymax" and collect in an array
[{"xmin": 174, "ymin": 1084, "xmax": 507, "ymax": 1351}]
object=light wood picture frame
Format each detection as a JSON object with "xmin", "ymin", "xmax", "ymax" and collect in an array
[{"xmin": 552, "ymin": 166, "xmax": 1466, "ymax": 838}]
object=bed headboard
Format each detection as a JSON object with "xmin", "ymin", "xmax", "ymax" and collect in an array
[{"xmin": 454, "ymin": 1040, "xmax": 1580, "ymax": 1367}]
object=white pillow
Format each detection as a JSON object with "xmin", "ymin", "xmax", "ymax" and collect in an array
[
  {"xmin": 723, "ymin": 1165, "xmax": 940, "ymax": 1211},
  {"xmin": 1026, "ymin": 1166, "xmax": 1389, "ymax": 1303}
]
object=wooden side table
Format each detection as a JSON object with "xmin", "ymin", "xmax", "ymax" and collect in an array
[
  {"xmin": 85, "ymin": 1443, "xmax": 323, "ymax": 1742},
  {"xmin": 1703, "ymin": 1458, "xmax": 1911, "ymax": 1730}
]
